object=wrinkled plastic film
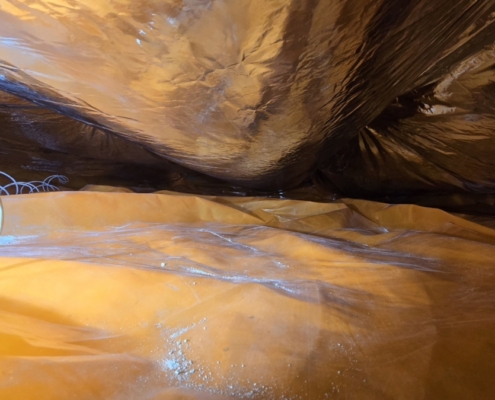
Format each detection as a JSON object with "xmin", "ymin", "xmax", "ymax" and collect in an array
[
  {"xmin": 321, "ymin": 41, "xmax": 495, "ymax": 198},
  {"xmin": 1, "ymin": 0, "xmax": 495, "ymax": 191}
]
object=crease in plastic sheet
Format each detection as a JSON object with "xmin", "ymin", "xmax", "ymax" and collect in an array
[{"xmin": 0, "ymin": 188, "xmax": 495, "ymax": 399}]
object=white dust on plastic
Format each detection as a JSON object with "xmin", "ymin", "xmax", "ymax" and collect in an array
[{"xmin": 155, "ymin": 317, "xmax": 296, "ymax": 399}]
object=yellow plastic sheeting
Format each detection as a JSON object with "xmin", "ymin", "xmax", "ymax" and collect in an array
[{"xmin": 0, "ymin": 188, "xmax": 494, "ymax": 399}]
